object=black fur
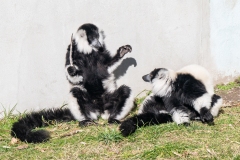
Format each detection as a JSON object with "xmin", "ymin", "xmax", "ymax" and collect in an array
[
  {"xmin": 120, "ymin": 95, "xmax": 172, "ymax": 136},
  {"xmin": 120, "ymin": 65, "xmax": 222, "ymax": 137},
  {"xmin": 120, "ymin": 113, "xmax": 172, "ymax": 137},
  {"xmin": 11, "ymin": 108, "xmax": 74, "ymax": 143},
  {"xmin": 11, "ymin": 23, "xmax": 133, "ymax": 143},
  {"xmin": 65, "ymin": 23, "xmax": 133, "ymax": 125}
]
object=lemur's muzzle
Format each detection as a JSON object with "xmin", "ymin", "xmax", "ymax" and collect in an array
[
  {"xmin": 91, "ymin": 39, "xmax": 102, "ymax": 49},
  {"xmin": 142, "ymin": 74, "xmax": 151, "ymax": 82}
]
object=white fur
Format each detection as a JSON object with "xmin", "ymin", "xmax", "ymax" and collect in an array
[
  {"xmin": 192, "ymin": 93, "xmax": 212, "ymax": 112},
  {"xmin": 210, "ymin": 97, "xmax": 223, "ymax": 117},
  {"xmin": 89, "ymin": 112, "xmax": 100, "ymax": 120},
  {"xmin": 138, "ymin": 93, "xmax": 154, "ymax": 114},
  {"xmin": 171, "ymin": 109, "xmax": 190, "ymax": 124},
  {"xmin": 177, "ymin": 64, "xmax": 214, "ymax": 95},
  {"xmin": 152, "ymin": 70, "xmax": 174, "ymax": 97},
  {"xmin": 68, "ymin": 92, "xmax": 85, "ymax": 121},
  {"xmin": 159, "ymin": 110, "xmax": 169, "ymax": 114},
  {"xmin": 115, "ymin": 91, "xmax": 134, "ymax": 120},
  {"xmin": 74, "ymin": 29, "xmax": 92, "ymax": 54},
  {"xmin": 101, "ymin": 110, "xmax": 110, "ymax": 120},
  {"xmin": 65, "ymin": 65, "xmax": 83, "ymax": 84},
  {"xmin": 102, "ymin": 74, "xmax": 117, "ymax": 93},
  {"xmin": 108, "ymin": 58, "xmax": 123, "ymax": 73}
]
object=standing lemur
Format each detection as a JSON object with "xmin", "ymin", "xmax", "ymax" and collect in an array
[
  {"xmin": 120, "ymin": 64, "xmax": 223, "ymax": 137},
  {"xmin": 11, "ymin": 23, "xmax": 134, "ymax": 143}
]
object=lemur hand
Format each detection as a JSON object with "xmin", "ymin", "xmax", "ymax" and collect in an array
[
  {"xmin": 117, "ymin": 45, "xmax": 132, "ymax": 58},
  {"xmin": 67, "ymin": 66, "xmax": 77, "ymax": 76}
]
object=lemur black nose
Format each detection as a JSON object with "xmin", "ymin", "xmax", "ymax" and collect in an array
[
  {"xmin": 142, "ymin": 74, "xmax": 151, "ymax": 82},
  {"xmin": 91, "ymin": 39, "xmax": 102, "ymax": 49}
]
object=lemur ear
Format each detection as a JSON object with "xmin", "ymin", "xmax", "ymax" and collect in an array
[{"xmin": 100, "ymin": 30, "xmax": 106, "ymax": 39}]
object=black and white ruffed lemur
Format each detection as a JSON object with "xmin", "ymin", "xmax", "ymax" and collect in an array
[
  {"xmin": 119, "ymin": 64, "xmax": 222, "ymax": 137},
  {"xmin": 11, "ymin": 23, "xmax": 134, "ymax": 143}
]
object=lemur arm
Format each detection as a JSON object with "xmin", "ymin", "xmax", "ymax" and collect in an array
[
  {"xmin": 65, "ymin": 45, "xmax": 84, "ymax": 85},
  {"xmin": 107, "ymin": 45, "xmax": 132, "ymax": 73}
]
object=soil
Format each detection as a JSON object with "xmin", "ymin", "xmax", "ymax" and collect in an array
[{"xmin": 216, "ymin": 87, "xmax": 240, "ymax": 107}]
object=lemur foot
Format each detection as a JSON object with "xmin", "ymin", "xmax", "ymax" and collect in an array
[
  {"xmin": 200, "ymin": 108, "xmax": 214, "ymax": 123},
  {"xmin": 118, "ymin": 45, "xmax": 132, "ymax": 57}
]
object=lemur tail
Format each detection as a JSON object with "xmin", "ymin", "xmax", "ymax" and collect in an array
[
  {"xmin": 119, "ymin": 113, "xmax": 172, "ymax": 137},
  {"xmin": 11, "ymin": 108, "xmax": 74, "ymax": 143}
]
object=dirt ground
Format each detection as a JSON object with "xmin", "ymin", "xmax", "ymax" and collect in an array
[{"xmin": 216, "ymin": 87, "xmax": 240, "ymax": 107}]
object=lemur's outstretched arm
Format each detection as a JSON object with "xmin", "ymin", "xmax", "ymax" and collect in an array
[{"xmin": 107, "ymin": 45, "xmax": 132, "ymax": 73}]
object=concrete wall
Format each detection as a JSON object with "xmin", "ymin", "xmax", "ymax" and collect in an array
[
  {"xmin": 210, "ymin": 0, "xmax": 240, "ymax": 83},
  {"xmin": 0, "ymin": 0, "xmax": 239, "ymax": 115}
]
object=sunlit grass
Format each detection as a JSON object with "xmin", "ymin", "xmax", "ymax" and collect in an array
[
  {"xmin": 215, "ymin": 77, "xmax": 240, "ymax": 91},
  {"xmin": 0, "ymin": 105, "xmax": 239, "ymax": 159}
]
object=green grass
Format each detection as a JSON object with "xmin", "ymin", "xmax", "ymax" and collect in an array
[
  {"xmin": 215, "ymin": 77, "xmax": 240, "ymax": 91},
  {"xmin": 0, "ymin": 105, "xmax": 239, "ymax": 159}
]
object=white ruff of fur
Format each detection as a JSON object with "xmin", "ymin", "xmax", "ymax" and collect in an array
[
  {"xmin": 74, "ymin": 29, "xmax": 92, "ymax": 54},
  {"xmin": 192, "ymin": 93, "xmax": 211, "ymax": 112},
  {"xmin": 177, "ymin": 64, "xmax": 214, "ymax": 95},
  {"xmin": 115, "ymin": 91, "xmax": 134, "ymax": 120},
  {"xmin": 171, "ymin": 109, "xmax": 190, "ymax": 124},
  {"xmin": 152, "ymin": 70, "xmax": 176, "ymax": 97},
  {"xmin": 210, "ymin": 97, "xmax": 223, "ymax": 117},
  {"xmin": 65, "ymin": 65, "xmax": 83, "ymax": 84},
  {"xmin": 102, "ymin": 74, "xmax": 117, "ymax": 93},
  {"xmin": 68, "ymin": 91, "xmax": 85, "ymax": 121},
  {"xmin": 138, "ymin": 93, "xmax": 154, "ymax": 114}
]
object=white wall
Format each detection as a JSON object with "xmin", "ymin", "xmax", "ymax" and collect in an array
[
  {"xmin": 210, "ymin": 0, "xmax": 240, "ymax": 83},
  {"xmin": 0, "ymin": 0, "xmax": 239, "ymax": 115}
]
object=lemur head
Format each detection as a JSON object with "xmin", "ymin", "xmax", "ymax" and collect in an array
[
  {"xmin": 142, "ymin": 68, "xmax": 176, "ymax": 97},
  {"xmin": 74, "ymin": 23, "xmax": 105, "ymax": 54}
]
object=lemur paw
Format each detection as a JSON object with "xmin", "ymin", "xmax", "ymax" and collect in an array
[
  {"xmin": 200, "ymin": 108, "xmax": 214, "ymax": 123},
  {"xmin": 118, "ymin": 45, "xmax": 132, "ymax": 57},
  {"xmin": 67, "ymin": 66, "xmax": 77, "ymax": 76}
]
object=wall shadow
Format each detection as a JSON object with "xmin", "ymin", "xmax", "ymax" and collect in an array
[{"xmin": 113, "ymin": 57, "xmax": 137, "ymax": 80}]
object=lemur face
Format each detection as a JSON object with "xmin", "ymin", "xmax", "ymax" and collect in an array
[
  {"xmin": 74, "ymin": 23, "xmax": 105, "ymax": 53},
  {"xmin": 142, "ymin": 68, "xmax": 169, "ymax": 83},
  {"xmin": 142, "ymin": 68, "xmax": 174, "ymax": 97}
]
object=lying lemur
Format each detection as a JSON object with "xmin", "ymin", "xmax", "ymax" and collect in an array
[
  {"xmin": 120, "ymin": 64, "xmax": 222, "ymax": 137},
  {"xmin": 11, "ymin": 23, "xmax": 134, "ymax": 143}
]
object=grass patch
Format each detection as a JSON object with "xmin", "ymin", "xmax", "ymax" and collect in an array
[
  {"xmin": 215, "ymin": 77, "xmax": 240, "ymax": 91},
  {"xmin": 0, "ymin": 106, "xmax": 239, "ymax": 159}
]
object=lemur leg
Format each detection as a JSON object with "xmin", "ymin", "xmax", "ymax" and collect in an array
[
  {"xmin": 164, "ymin": 97, "xmax": 191, "ymax": 125},
  {"xmin": 70, "ymin": 86, "xmax": 100, "ymax": 127},
  {"xmin": 107, "ymin": 45, "xmax": 132, "ymax": 73},
  {"xmin": 170, "ymin": 106, "xmax": 191, "ymax": 125},
  {"xmin": 120, "ymin": 95, "xmax": 172, "ymax": 137},
  {"xmin": 138, "ymin": 93, "xmax": 154, "ymax": 114},
  {"xmin": 102, "ymin": 85, "xmax": 134, "ymax": 124},
  {"xmin": 210, "ymin": 94, "xmax": 223, "ymax": 117},
  {"xmin": 192, "ymin": 93, "xmax": 213, "ymax": 123}
]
